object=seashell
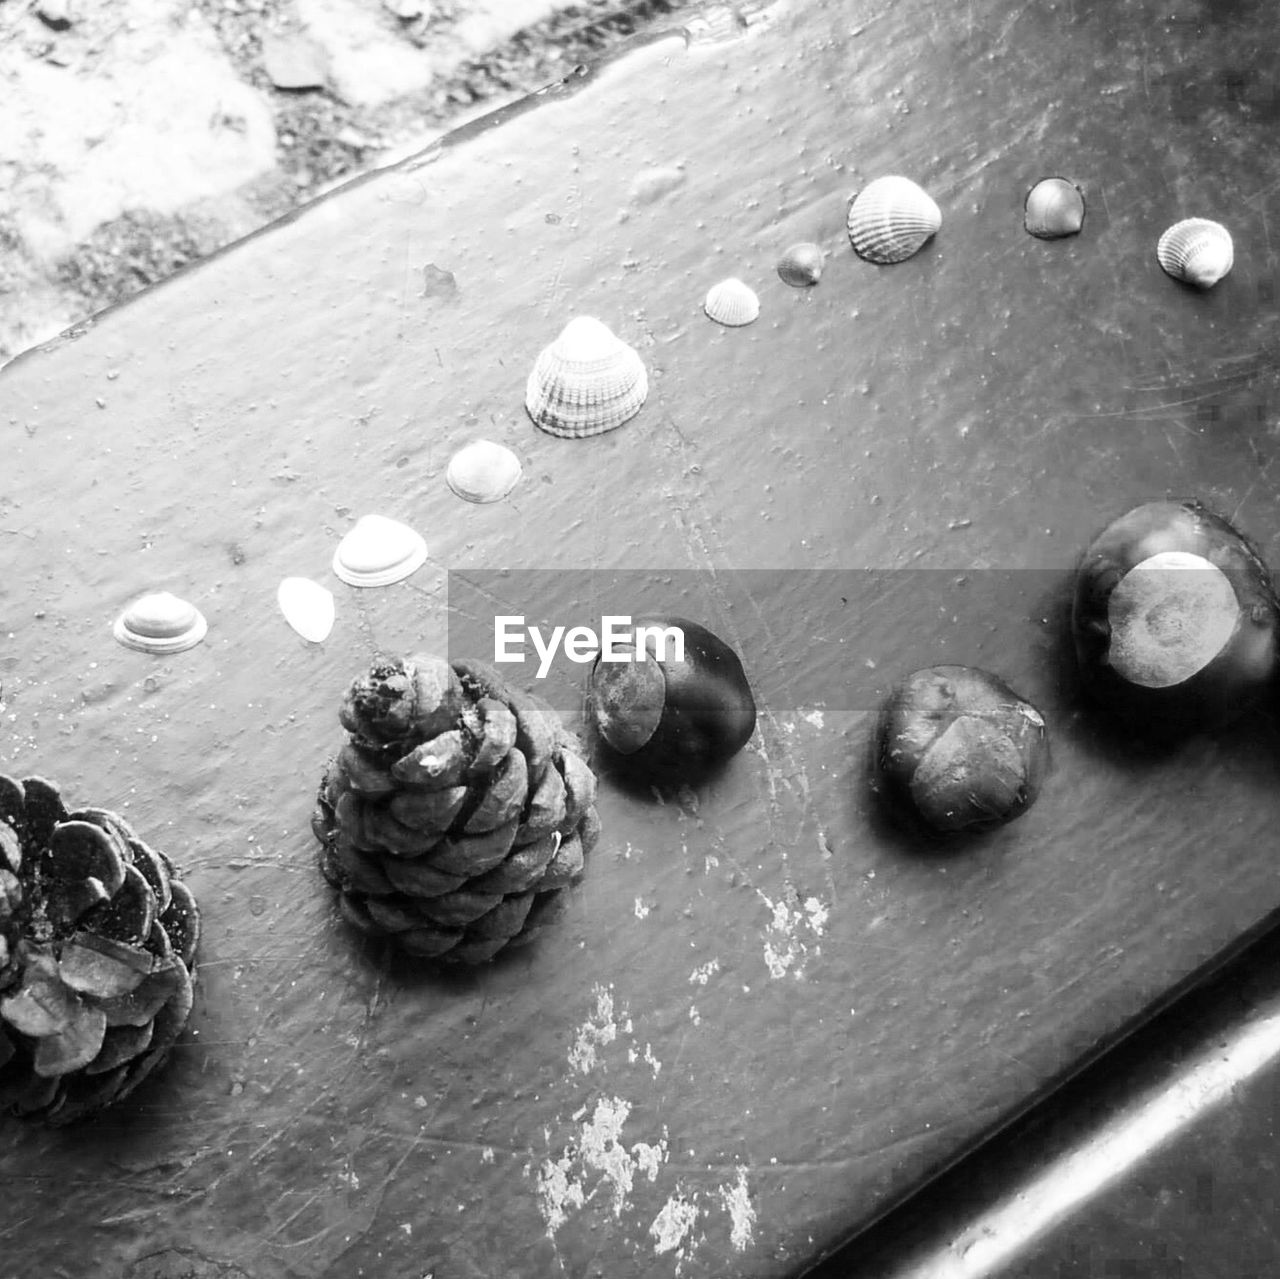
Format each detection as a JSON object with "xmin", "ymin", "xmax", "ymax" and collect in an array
[
  {"xmin": 1157, "ymin": 218, "xmax": 1233, "ymax": 288},
  {"xmin": 703, "ymin": 277, "xmax": 760, "ymax": 326},
  {"xmin": 277, "ymin": 577, "xmax": 335, "ymax": 643},
  {"xmin": 332, "ymin": 514, "xmax": 428, "ymax": 587},
  {"xmin": 776, "ymin": 242, "xmax": 825, "ymax": 287},
  {"xmin": 846, "ymin": 175, "xmax": 941, "ymax": 264},
  {"xmin": 1024, "ymin": 177, "xmax": 1086, "ymax": 239},
  {"xmin": 445, "ymin": 440, "xmax": 522, "ymax": 504},
  {"xmin": 524, "ymin": 315, "xmax": 648, "ymax": 438},
  {"xmin": 112, "ymin": 592, "xmax": 207, "ymax": 655}
]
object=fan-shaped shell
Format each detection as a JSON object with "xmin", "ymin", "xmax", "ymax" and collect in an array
[
  {"xmin": 112, "ymin": 592, "xmax": 207, "ymax": 655},
  {"xmin": 777, "ymin": 242, "xmax": 824, "ymax": 287},
  {"xmin": 277, "ymin": 577, "xmax": 335, "ymax": 642},
  {"xmin": 332, "ymin": 515, "xmax": 428, "ymax": 587},
  {"xmin": 446, "ymin": 440, "xmax": 522, "ymax": 503},
  {"xmin": 524, "ymin": 316, "xmax": 648, "ymax": 438},
  {"xmin": 1024, "ymin": 177, "xmax": 1086, "ymax": 239},
  {"xmin": 847, "ymin": 175, "xmax": 941, "ymax": 264},
  {"xmin": 1157, "ymin": 218, "xmax": 1233, "ymax": 288},
  {"xmin": 704, "ymin": 277, "xmax": 761, "ymax": 326}
]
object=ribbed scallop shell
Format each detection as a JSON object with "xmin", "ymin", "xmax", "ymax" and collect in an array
[
  {"xmin": 1156, "ymin": 218, "xmax": 1234, "ymax": 288},
  {"xmin": 847, "ymin": 176, "xmax": 941, "ymax": 264},
  {"xmin": 446, "ymin": 440, "xmax": 522, "ymax": 504},
  {"xmin": 777, "ymin": 242, "xmax": 825, "ymax": 287},
  {"xmin": 704, "ymin": 277, "xmax": 760, "ymax": 326},
  {"xmin": 524, "ymin": 316, "xmax": 648, "ymax": 439},
  {"xmin": 1024, "ymin": 177, "xmax": 1085, "ymax": 239}
]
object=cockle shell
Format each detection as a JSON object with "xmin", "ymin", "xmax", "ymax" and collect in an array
[
  {"xmin": 332, "ymin": 514, "xmax": 428, "ymax": 587},
  {"xmin": 704, "ymin": 277, "xmax": 760, "ymax": 326},
  {"xmin": 777, "ymin": 242, "xmax": 825, "ymax": 287},
  {"xmin": 524, "ymin": 316, "xmax": 648, "ymax": 438},
  {"xmin": 112, "ymin": 592, "xmax": 207, "ymax": 655},
  {"xmin": 1024, "ymin": 177, "xmax": 1086, "ymax": 239},
  {"xmin": 846, "ymin": 175, "xmax": 941, "ymax": 264},
  {"xmin": 446, "ymin": 440, "xmax": 522, "ymax": 504},
  {"xmin": 277, "ymin": 577, "xmax": 335, "ymax": 643},
  {"xmin": 1157, "ymin": 218, "xmax": 1234, "ymax": 288}
]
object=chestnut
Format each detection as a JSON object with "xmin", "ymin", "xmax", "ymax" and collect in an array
[
  {"xmin": 586, "ymin": 615, "xmax": 756, "ymax": 778},
  {"xmin": 1072, "ymin": 500, "xmax": 1279, "ymax": 731},
  {"xmin": 874, "ymin": 665, "xmax": 1050, "ymax": 834}
]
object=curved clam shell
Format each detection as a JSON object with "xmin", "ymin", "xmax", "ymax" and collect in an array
[
  {"xmin": 1024, "ymin": 177, "xmax": 1085, "ymax": 239},
  {"xmin": 332, "ymin": 515, "xmax": 428, "ymax": 587},
  {"xmin": 277, "ymin": 576, "xmax": 335, "ymax": 642},
  {"xmin": 704, "ymin": 277, "xmax": 761, "ymax": 326},
  {"xmin": 524, "ymin": 316, "xmax": 648, "ymax": 439},
  {"xmin": 1157, "ymin": 218, "xmax": 1234, "ymax": 288},
  {"xmin": 777, "ymin": 242, "xmax": 824, "ymax": 287},
  {"xmin": 445, "ymin": 440, "xmax": 522, "ymax": 504},
  {"xmin": 846, "ymin": 175, "xmax": 941, "ymax": 264},
  {"xmin": 112, "ymin": 592, "xmax": 207, "ymax": 655}
]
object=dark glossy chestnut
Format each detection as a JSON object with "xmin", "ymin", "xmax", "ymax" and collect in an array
[
  {"xmin": 586, "ymin": 615, "xmax": 756, "ymax": 779},
  {"xmin": 1072, "ymin": 500, "xmax": 1279, "ymax": 731},
  {"xmin": 874, "ymin": 665, "xmax": 1050, "ymax": 834}
]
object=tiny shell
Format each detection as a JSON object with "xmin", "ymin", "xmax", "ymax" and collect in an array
[
  {"xmin": 113, "ymin": 592, "xmax": 207, "ymax": 655},
  {"xmin": 446, "ymin": 440, "xmax": 522, "ymax": 504},
  {"xmin": 847, "ymin": 175, "xmax": 941, "ymax": 264},
  {"xmin": 1157, "ymin": 218, "xmax": 1234, "ymax": 288},
  {"xmin": 704, "ymin": 277, "xmax": 760, "ymax": 326},
  {"xmin": 525, "ymin": 316, "xmax": 648, "ymax": 438},
  {"xmin": 777, "ymin": 242, "xmax": 824, "ymax": 287},
  {"xmin": 332, "ymin": 515, "xmax": 428, "ymax": 587},
  {"xmin": 1024, "ymin": 177, "xmax": 1085, "ymax": 238},
  {"xmin": 277, "ymin": 577, "xmax": 335, "ymax": 643}
]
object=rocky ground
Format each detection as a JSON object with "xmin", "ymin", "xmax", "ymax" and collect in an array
[{"xmin": 0, "ymin": 0, "xmax": 692, "ymax": 365}]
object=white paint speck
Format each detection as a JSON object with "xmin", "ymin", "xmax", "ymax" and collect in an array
[
  {"xmin": 650, "ymin": 1190, "xmax": 700, "ymax": 1256},
  {"xmin": 481, "ymin": 1147, "xmax": 495, "ymax": 1164},
  {"xmin": 759, "ymin": 889, "xmax": 829, "ymax": 979},
  {"xmin": 634, "ymin": 897, "xmax": 651, "ymax": 920},
  {"xmin": 568, "ymin": 984, "xmax": 619, "ymax": 1074},
  {"xmin": 689, "ymin": 959, "xmax": 720, "ymax": 986},
  {"xmin": 801, "ymin": 707, "xmax": 825, "ymax": 728},
  {"xmin": 689, "ymin": 1005, "xmax": 701, "ymax": 1026},
  {"xmin": 718, "ymin": 1166, "xmax": 756, "ymax": 1251}
]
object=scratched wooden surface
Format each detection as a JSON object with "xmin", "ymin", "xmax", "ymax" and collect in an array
[{"xmin": 3, "ymin": 1, "xmax": 1280, "ymax": 1276}]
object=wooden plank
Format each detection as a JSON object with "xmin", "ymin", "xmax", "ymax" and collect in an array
[{"xmin": 3, "ymin": 1, "xmax": 1280, "ymax": 1276}]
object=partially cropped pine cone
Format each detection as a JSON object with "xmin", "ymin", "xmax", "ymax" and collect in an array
[
  {"xmin": 313, "ymin": 654, "xmax": 601, "ymax": 964},
  {"xmin": 0, "ymin": 775, "xmax": 201, "ymax": 1125}
]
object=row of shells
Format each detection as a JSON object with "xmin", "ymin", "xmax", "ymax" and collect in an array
[
  {"xmin": 522, "ymin": 175, "xmax": 1233, "ymax": 441},
  {"xmin": 108, "ymin": 180, "xmax": 1236, "ymax": 653}
]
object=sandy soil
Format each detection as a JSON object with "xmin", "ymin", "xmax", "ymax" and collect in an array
[{"xmin": 0, "ymin": 0, "xmax": 690, "ymax": 365}]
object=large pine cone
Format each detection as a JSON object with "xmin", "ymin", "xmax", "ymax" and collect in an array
[
  {"xmin": 312, "ymin": 654, "xmax": 601, "ymax": 963},
  {"xmin": 0, "ymin": 775, "xmax": 201, "ymax": 1125}
]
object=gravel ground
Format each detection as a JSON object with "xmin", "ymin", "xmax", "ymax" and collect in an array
[{"xmin": 0, "ymin": 0, "xmax": 694, "ymax": 366}]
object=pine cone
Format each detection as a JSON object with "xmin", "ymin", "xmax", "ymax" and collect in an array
[
  {"xmin": 0, "ymin": 775, "xmax": 201, "ymax": 1125},
  {"xmin": 313, "ymin": 654, "xmax": 601, "ymax": 964}
]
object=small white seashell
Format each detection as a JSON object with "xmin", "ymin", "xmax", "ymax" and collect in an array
[
  {"xmin": 525, "ymin": 316, "xmax": 648, "ymax": 438},
  {"xmin": 704, "ymin": 277, "xmax": 760, "ymax": 326},
  {"xmin": 332, "ymin": 514, "xmax": 428, "ymax": 587},
  {"xmin": 277, "ymin": 577, "xmax": 335, "ymax": 643},
  {"xmin": 113, "ymin": 591, "xmax": 208, "ymax": 655},
  {"xmin": 777, "ymin": 242, "xmax": 825, "ymax": 287},
  {"xmin": 446, "ymin": 440, "xmax": 523, "ymax": 504},
  {"xmin": 1024, "ymin": 177, "xmax": 1086, "ymax": 239},
  {"xmin": 846, "ymin": 175, "xmax": 941, "ymax": 264},
  {"xmin": 1157, "ymin": 218, "xmax": 1234, "ymax": 288}
]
